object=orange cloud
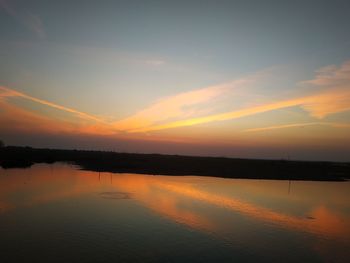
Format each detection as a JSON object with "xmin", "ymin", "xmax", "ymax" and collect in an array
[
  {"xmin": 300, "ymin": 60, "xmax": 350, "ymax": 117},
  {"xmin": 302, "ymin": 60, "xmax": 350, "ymax": 87},
  {"xmin": 112, "ymin": 77, "xmax": 256, "ymax": 132},
  {"xmin": 0, "ymin": 99, "xmax": 64, "ymax": 133},
  {"xmin": 1, "ymin": 60, "xmax": 350, "ymax": 137},
  {"xmin": 300, "ymin": 88, "xmax": 350, "ymax": 118},
  {"xmin": 110, "ymin": 60, "xmax": 350, "ymax": 133},
  {"xmin": 0, "ymin": 86, "xmax": 105, "ymax": 123},
  {"xmin": 126, "ymin": 88, "xmax": 350, "ymax": 133},
  {"xmin": 0, "ymin": 98, "xmax": 114, "ymax": 136},
  {"xmin": 245, "ymin": 122, "xmax": 350, "ymax": 133}
]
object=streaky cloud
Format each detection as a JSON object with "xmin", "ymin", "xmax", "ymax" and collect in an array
[
  {"xmin": 244, "ymin": 122, "xmax": 350, "ymax": 133},
  {"xmin": 0, "ymin": 98, "xmax": 116, "ymax": 136},
  {"xmin": 112, "ymin": 73, "xmax": 263, "ymax": 132},
  {"xmin": 125, "ymin": 60, "xmax": 350, "ymax": 133},
  {"xmin": 302, "ymin": 60, "xmax": 350, "ymax": 87},
  {"xmin": 2, "ymin": 60, "xmax": 350, "ymax": 138},
  {"xmin": 0, "ymin": 86, "xmax": 105, "ymax": 123},
  {"xmin": 127, "ymin": 88, "xmax": 350, "ymax": 133}
]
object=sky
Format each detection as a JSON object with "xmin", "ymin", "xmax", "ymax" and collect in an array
[{"xmin": 1, "ymin": 0, "xmax": 350, "ymax": 161}]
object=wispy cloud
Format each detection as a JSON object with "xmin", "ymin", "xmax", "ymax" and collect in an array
[
  {"xmin": 243, "ymin": 74, "xmax": 350, "ymax": 133},
  {"xmin": 112, "ymin": 85, "xmax": 228, "ymax": 131},
  {"xmin": 1, "ymin": 60, "xmax": 350, "ymax": 137},
  {"xmin": 300, "ymin": 60, "xmax": 350, "ymax": 118},
  {"xmin": 300, "ymin": 88, "xmax": 350, "ymax": 118},
  {"xmin": 302, "ymin": 60, "xmax": 350, "ymax": 87},
  {"xmin": 123, "ymin": 60, "xmax": 350, "ymax": 133},
  {"xmin": 125, "ymin": 88, "xmax": 350, "ymax": 133},
  {"xmin": 244, "ymin": 122, "xmax": 350, "ymax": 133},
  {"xmin": 113, "ymin": 75, "xmax": 260, "ymax": 132},
  {"xmin": 0, "ymin": 86, "xmax": 104, "ymax": 123},
  {"xmin": 0, "ymin": 98, "xmax": 114, "ymax": 136},
  {"xmin": 0, "ymin": 0, "xmax": 45, "ymax": 39}
]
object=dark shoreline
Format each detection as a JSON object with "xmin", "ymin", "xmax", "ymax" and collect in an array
[{"xmin": 1, "ymin": 146, "xmax": 349, "ymax": 181}]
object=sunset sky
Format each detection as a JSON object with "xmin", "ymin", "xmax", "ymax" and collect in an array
[{"xmin": 1, "ymin": 0, "xmax": 350, "ymax": 161}]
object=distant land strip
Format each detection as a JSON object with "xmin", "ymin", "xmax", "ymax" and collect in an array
[{"xmin": 0, "ymin": 146, "xmax": 349, "ymax": 181}]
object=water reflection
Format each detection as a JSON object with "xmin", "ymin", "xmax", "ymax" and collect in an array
[
  {"xmin": 1, "ymin": 163, "xmax": 350, "ymax": 262},
  {"xmin": 99, "ymin": 192, "xmax": 132, "ymax": 200}
]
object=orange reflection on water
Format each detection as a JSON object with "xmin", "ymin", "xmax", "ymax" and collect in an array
[
  {"xmin": 103, "ymin": 174, "xmax": 217, "ymax": 232},
  {"xmin": 0, "ymin": 164, "xmax": 101, "ymax": 209},
  {"xmin": 1, "ymin": 164, "xmax": 350, "ymax": 241},
  {"xmin": 154, "ymin": 181, "xmax": 350, "ymax": 239}
]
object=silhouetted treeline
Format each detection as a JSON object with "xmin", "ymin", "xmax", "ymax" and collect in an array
[{"xmin": 1, "ymin": 146, "xmax": 349, "ymax": 181}]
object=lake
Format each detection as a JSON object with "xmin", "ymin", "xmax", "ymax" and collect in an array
[{"xmin": 1, "ymin": 163, "xmax": 349, "ymax": 263}]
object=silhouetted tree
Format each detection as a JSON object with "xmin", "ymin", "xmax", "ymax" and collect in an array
[{"xmin": 0, "ymin": 140, "xmax": 4, "ymax": 148}]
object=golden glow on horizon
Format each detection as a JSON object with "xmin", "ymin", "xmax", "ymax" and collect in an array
[
  {"xmin": 1, "ymin": 59, "xmax": 350, "ymax": 150},
  {"xmin": 2, "ymin": 85, "xmax": 350, "ymax": 135}
]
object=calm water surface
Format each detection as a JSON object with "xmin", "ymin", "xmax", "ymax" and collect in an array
[{"xmin": 1, "ymin": 163, "xmax": 350, "ymax": 263}]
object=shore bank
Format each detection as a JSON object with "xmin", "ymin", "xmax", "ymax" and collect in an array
[{"xmin": 1, "ymin": 146, "xmax": 349, "ymax": 181}]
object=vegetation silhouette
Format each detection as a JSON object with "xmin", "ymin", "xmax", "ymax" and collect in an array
[{"xmin": 0, "ymin": 146, "xmax": 349, "ymax": 181}]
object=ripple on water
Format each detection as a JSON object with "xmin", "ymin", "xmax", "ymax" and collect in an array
[{"xmin": 98, "ymin": 191, "xmax": 132, "ymax": 200}]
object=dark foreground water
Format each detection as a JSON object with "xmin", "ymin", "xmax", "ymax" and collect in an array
[{"xmin": 1, "ymin": 164, "xmax": 349, "ymax": 263}]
